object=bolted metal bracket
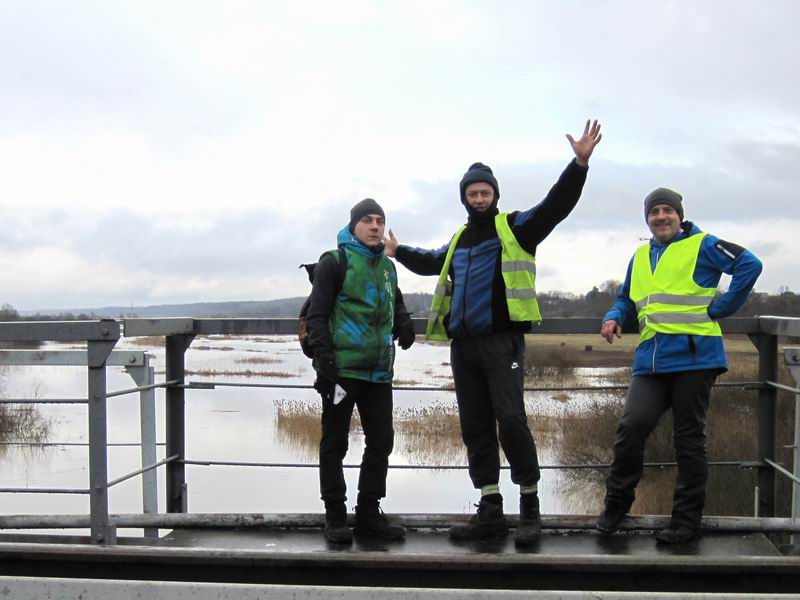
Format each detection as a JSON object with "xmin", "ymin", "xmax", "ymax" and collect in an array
[
  {"xmin": 86, "ymin": 340, "xmax": 118, "ymax": 368},
  {"xmin": 785, "ymin": 347, "xmax": 800, "ymax": 370}
]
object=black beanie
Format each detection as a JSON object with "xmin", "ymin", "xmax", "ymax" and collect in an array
[
  {"xmin": 459, "ymin": 162, "xmax": 500, "ymax": 208},
  {"xmin": 644, "ymin": 187, "xmax": 684, "ymax": 221},
  {"xmin": 349, "ymin": 198, "xmax": 385, "ymax": 232}
]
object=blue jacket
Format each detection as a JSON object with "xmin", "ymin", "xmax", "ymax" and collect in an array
[
  {"xmin": 396, "ymin": 160, "xmax": 588, "ymax": 338},
  {"xmin": 604, "ymin": 222, "xmax": 762, "ymax": 375}
]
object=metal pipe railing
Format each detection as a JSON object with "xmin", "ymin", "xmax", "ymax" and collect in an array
[{"xmin": 0, "ymin": 316, "xmax": 798, "ymax": 546}]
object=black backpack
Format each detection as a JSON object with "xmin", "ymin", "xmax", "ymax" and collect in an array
[{"xmin": 298, "ymin": 247, "xmax": 348, "ymax": 359}]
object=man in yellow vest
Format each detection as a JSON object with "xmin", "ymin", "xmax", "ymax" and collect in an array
[
  {"xmin": 384, "ymin": 120, "xmax": 602, "ymax": 545},
  {"xmin": 596, "ymin": 188, "xmax": 762, "ymax": 544}
]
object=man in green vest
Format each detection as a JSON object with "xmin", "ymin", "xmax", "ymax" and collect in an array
[
  {"xmin": 305, "ymin": 198, "xmax": 416, "ymax": 544},
  {"xmin": 596, "ymin": 188, "xmax": 762, "ymax": 544},
  {"xmin": 384, "ymin": 120, "xmax": 602, "ymax": 545}
]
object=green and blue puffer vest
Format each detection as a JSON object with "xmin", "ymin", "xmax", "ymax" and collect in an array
[{"xmin": 330, "ymin": 230, "xmax": 398, "ymax": 383}]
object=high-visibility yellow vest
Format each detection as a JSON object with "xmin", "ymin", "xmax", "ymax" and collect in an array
[
  {"xmin": 425, "ymin": 213, "xmax": 541, "ymax": 340},
  {"xmin": 630, "ymin": 233, "xmax": 721, "ymax": 345}
]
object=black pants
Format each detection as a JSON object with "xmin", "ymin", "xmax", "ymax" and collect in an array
[
  {"xmin": 605, "ymin": 369, "xmax": 717, "ymax": 529},
  {"xmin": 450, "ymin": 331, "xmax": 540, "ymax": 489},
  {"xmin": 319, "ymin": 378, "xmax": 394, "ymax": 505}
]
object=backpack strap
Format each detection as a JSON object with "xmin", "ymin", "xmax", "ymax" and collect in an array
[{"xmin": 335, "ymin": 246, "xmax": 347, "ymax": 292}]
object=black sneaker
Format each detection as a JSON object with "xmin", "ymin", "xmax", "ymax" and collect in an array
[
  {"xmin": 515, "ymin": 493, "xmax": 541, "ymax": 547},
  {"xmin": 655, "ymin": 525, "xmax": 702, "ymax": 545},
  {"xmin": 449, "ymin": 498, "xmax": 509, "ymax": 540},
  {"xmin": 324, "ymin": 503, "xmax": 352, "ymax": 544},
  {"xmin": 354, "ymin": 505, "xmax": 406, "ymax": 540},
  {"xmin": 596, "ymin": 502, "xmax": 629, "ymax": 534}
]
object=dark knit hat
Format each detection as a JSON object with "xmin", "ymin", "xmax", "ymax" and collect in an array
[
  {"xmin": 459, "ymin": 162, "xmax": 500, "ymax": 207},
  {"xmin": 644, "ymin": 187, "xmax": 684, "ymax": 221},
  {"xmin": 349, "ymin": 198, "xmax": 385, "ymax": 232}
]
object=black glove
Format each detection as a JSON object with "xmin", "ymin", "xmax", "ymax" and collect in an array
[
  {"xmin": 394, "ymin": 316, "xmax": 416, "ymax": 350},
  {"xmin": 313, "ymin": 374, "xmax": 336, "ymax": 402},
  {"xmin": 314, "ymin": 355, "xmax": 337, "ymax": 402}
]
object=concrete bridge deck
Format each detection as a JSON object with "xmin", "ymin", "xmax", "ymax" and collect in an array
[{"xmin": 1, "ymin": 524, "xmax": 798, "ymax": 595}]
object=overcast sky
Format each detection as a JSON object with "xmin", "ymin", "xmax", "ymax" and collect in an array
[{"xmin": 2, "ymin": 1, "xmax": 797, "ymax": 310}]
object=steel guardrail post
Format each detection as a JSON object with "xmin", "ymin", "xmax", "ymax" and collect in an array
[
  {"xmin": 86, "ymin": 329, "xmax": 118, "ymax": 545},
  {"xmin": 125, "ymin": 353, "xmax": 159, "ymax": 538},
  {"xmin": 784, "ymin": 347, "xmax": 800, "ymax": 548},
  {"xmin": 165, "ymin": 332, "xmax": 194, "ymax": 514},
  {"xmin": 753, "ymin": 327, "xmax": 778, "ymax": 518}
]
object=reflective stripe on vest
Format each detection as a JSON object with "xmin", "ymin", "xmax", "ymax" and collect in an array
[
  {"xmin": 495, "ymin": 213, "xmax": 541, "ymax": 323},
  {"xmin": 425, "ymin": 226, "xmax": 466, "ymax": 341},
  {"xmin": 630, "ymin": 232, "xmax": 721, "ymax": 345},
  {"xmin": 425, "ymin": 214, "xmax": 541, "ymax": 341}
]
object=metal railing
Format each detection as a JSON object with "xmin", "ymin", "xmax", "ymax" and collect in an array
[{"xmin": 0, "ymin": 315, "xmax": 798, "ymax": 545}]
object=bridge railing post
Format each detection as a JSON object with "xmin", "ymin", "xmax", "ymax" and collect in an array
[
  {"xmin": 784, "ymin": 347, "xmax": 800, "ymax": 547},
  {"xmin": 86, "ymin": 330, "xmax": 118, "ymax": 545},
  {"xmin": 752, "ymin": 329, "xmax": 778, "ymax": 518},
  {"xmin": 165, "ymin": 333, "xmax": 194, "ymax": 514},
  {"xmin": 125, "ymin": 353, "xmax": 159, "ymax": 537}
]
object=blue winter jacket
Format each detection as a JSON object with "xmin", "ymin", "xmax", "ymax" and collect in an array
[
  {"xmin": 396, "ymin": 160, "xmax": 588, "ymax": 338},
  {"xmin": 604, "ymin": 222, "xmax": 762, "ymax": 375}
]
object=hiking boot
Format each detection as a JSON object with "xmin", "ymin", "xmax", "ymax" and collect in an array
[
  {"xmin": 449, "ymin": 497, "xmax": 509, "ymax": 540},
  {"xmin": 515, "ymin": 493, "xmax": 541, "ymax": 547},
  {"xmin": 354, "ymin": 505, "xmax": 406, "ymax": 540},
  {"xmin": 655, "ymin": 525, "xmax": 702, "ymax": 545},
  {"xmin": 596, "ymin": 502, "xmax": 630, "ymax": 534},
  {"xmin": 323, "ymin": 503, "xmax": 352, "ymax": 544}
]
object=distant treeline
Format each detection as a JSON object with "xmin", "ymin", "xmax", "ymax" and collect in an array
[
  {"xmin": 536, "ymin": 281, "xmax": 800, "ymax": 320},
  {"xmin": 5, "ymin": 284, "xmax": 800, "ymax": 322}
]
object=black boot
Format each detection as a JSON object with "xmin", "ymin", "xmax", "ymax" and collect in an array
[
  {"xmin": 515, "ymin": 492, "xmax": 541, "ymax": 546},
  {"xmin": 354, "ymin": 504, "xmax": 406, "ymax": 540},
  {"xmin": 596, "ymin": 501, "xmax": 630, "ymax": 535},
  {"xmin": 449, "ymin": 494, "xmax": 509, "ymax": 540},
  {"xmin": 655, "ymin": 524, "xmax": 702, "ymax": 545},
  {"xmin": 324, "ymin": 502, "xmax": 352, "ymax": 544}
]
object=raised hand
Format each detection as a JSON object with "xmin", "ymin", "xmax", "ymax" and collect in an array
[
  {"xmin": 566, "ymin": 119, "xmax": 602, "ymax": 167},
  {"xmin": 383, "ymin": 229, "xmax": 399, "ymax": 258}
]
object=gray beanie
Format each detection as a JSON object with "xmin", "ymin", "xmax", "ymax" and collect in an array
[
  {"xmin": 349, "ymin": 198, "xmax": 385, "ymax": 232},
  {"xmin": 644, "ymin": 187, "xmax": 684, "ymax": 221}
]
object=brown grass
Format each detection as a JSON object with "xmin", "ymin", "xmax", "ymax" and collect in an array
[
  {"xmin": 523, "ymin": 333, "xmax": 759, "ymax": 370},
  {"xmin": 235, "ymin": 356, "xmax": 281, "ymax": 365},
  {"xmin": 394, "ymin": 401, "xmax": 465, "ymax": 466},
  {"xmin": 126, "ymin": 335, "xmax": 165, "ymax": 347},
  {"xmin": 193, "ymin": 345, "xmax": 236, "ymax": 351},
  {"xmin": 185, "ymin": 368, "xmax": 294, "ymax": 378},
  {"xmin": 0, "ymin": 377, "xmax": 52, "ymax": 452}
]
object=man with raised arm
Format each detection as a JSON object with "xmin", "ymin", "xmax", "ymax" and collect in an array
[
  {"xmin": 595, "ymin": 188, "xmax": 762, "ymax": 544},
  {"xmin": 384, "ymin": 121, "xmax": 602, "ymax": 545}
]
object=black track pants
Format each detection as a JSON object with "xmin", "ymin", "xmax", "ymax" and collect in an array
[
  {"xmin": 319, "ymin": 379, "xmax": 394, "ymax": 505},
  {"xmin": 450, "ymin": 331, "xmax": 540, "ymax": 489},
  {"xmin": 605, "ymin": 369, "xmax": 717, "ymax": 529}
]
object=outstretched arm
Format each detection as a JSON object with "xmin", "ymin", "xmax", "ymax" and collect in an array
[
  {"xmin": 387, "ymin": 229, "xmax": 449, "ymax": 276},
  {"xmin": 566, "ymin": 119, "xmax": 602, "ymax": 167}
]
